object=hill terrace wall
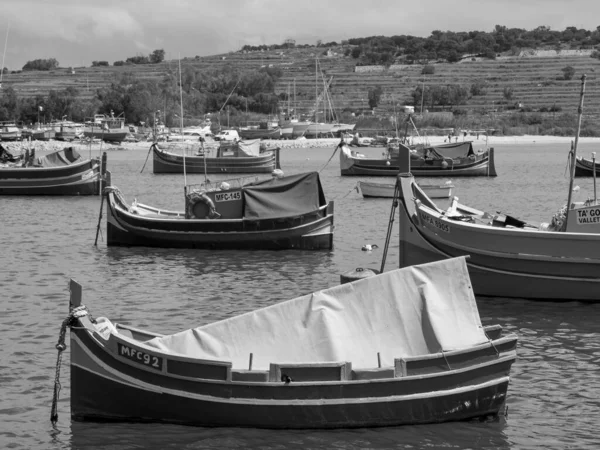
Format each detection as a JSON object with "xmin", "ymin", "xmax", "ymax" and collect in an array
[
  {"xmin": 354, "ymin": 65, "xmax": 412, "ymax": 73},
  {"xmin": 516, "ymin": 49, "xmax": 594, "ymax": 58}
]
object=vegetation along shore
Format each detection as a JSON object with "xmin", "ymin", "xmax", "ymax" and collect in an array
[{"xmin": 2, "ymin": 25, "xmax": 600, "ymax": 137}]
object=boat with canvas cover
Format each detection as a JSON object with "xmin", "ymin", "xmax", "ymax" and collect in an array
[
  {"xmin": 357, "ymin": 179, "xmax": 453, "ymax": 199},
  {"xmin": 340, "ymin": 140, "xmax": 496, "ymax": 177},
  {"xmin": 56, "ymin": 257, "xmax": 517, "ymax": 428},
  {"xmin": 104, "ymin": 171, "xmax": 334, "ymax": 250},
  {"xmin": 0, "ymin": 145, "xmax": 105, "ymax": 195},
  {"xmin": 152, "ymin": 139, "xmax": 280, "ymax": 174},
  {"xmin": 398, "ymin": 75, "xmax": 600, "ymax": 301}
]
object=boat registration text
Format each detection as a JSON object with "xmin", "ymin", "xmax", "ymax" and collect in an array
[
  {"xmin": 117, "ymin": 342, "xmax": 163, "ymax": 370},
  {"xmin": 215, "ymin": 191, "xmax": 242, "ymax": 202},
  {"xmin": 576, "ymin": 208, "xmax": 600, "ymax": 224},
  {"xmin": 420, "ymin": 212, "xmax": 450, "ymax": 233}
]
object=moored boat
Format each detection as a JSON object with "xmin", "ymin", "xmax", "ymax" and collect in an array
[
  {"xmin": 59, "ymin": 256, "xmax": 517, "ymax": 428},
  {"xmin": 83, "ymin": 114, "xmax": 129, "ymax": 143},
  {"xmin": 398, "ymin": 74, "xmax": 600, "ymax": 301},
  {"xmin": 0, "ymin": 145, "xmax": 105, "ymax": 195},
  {"xmin": 358, "ymin": 179, "xmax": 453, "ymax": 199},
  {"xmin": 0, "ymin": 122, "xmax": 22, "ymax": 141},
  {"xmin": 574, "ymin": 154, "xmax": 600, "ymax": 177},
  {"xmin": 104, "ymin": 170, "xmax": 333, "ymax": 250},
  {"xmin": 340, "ymin": 140, "xmax": 496, "ymax": 177},
  {"xmin": 152, "ymin": 140, "xmax": 281, "ymax": 174}
]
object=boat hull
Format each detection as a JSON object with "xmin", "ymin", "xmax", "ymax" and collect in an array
[
  {"xmin": 358, "ymin": 180, "xmax": 453, "ymax": 199},
  {"xmin": 239, "ymin": 127, "xmax": 281, "ymax": 140},
  {"xmin": 106, "ymin": 192, "xmax": 334, "ymax": 250},
  {"xmin": 70, "ymin": 323, "xmax": 515, "ymax": 428},
  {"xmin": 397, "ymin": 174, "xmax": 600, "ymax": 301},
  {"xmin": 83, "ymin": 130, "xmax": 128, "ymax": 143},
  {"xmin": 152, "ymin": 144, "xmax": 280, "ymax": 174}
]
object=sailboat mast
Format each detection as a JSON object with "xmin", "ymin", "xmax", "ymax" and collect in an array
[
  {"xmin": 566, "ymin": 74, "xmax": 586, "ymax": 217},
  {"xmin": 0, "ymin": 24, "xmax": 10, "ymax": 87},
  {"xmin": 178, "ymin": 56, "xmax": 187, "ymax": 188},
  {"xmin": 315, "ymin": 57, "xmax": 318, "ymax": 122}
]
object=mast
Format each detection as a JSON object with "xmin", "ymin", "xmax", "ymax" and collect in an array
[
  {"xmin": 566, "ymin": 74, "xmax": 586, "ymax": 220},
  {"xmin": 0, "ymin": 24, "xmax": 8, "ymax": 89},
  {"xmin": 178, "ymin": 56, "xmax": 187, "ymax": 189},
  {"xmin": 315, "ymin": 57, "xmax": 318, "ymax": 122}
]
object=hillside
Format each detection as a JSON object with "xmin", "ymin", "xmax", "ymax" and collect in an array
[{"xmin": 3, "ymin": 46, "xmax": 600, "ymax": 121}]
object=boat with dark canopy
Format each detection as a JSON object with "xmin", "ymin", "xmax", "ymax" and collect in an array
[
  {"xmin": 340, "ymin": 140, "xmax": 496, "ymax": 177},
  {"xmin": 56, "ymin": 257, "xmax": 517, "ymax": 428},
  {"xmin": 0, "ymin": 145, "xmax": 105, "ymax": 195},
  {"xmin": 152, "ymin": 140, "xmax": 281, "ymax": 174},
  {"xmin": 104, "ymin": 171, "xmax": 334, "ymax": 250}
]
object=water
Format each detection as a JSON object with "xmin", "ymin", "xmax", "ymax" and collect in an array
[{"xmin": 1, "ymin": 141, "xmax": 600, "ymax": 449}]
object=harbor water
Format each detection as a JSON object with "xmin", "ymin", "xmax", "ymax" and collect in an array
[{"xmin": 1, "ymin": 140, "xmax": 600, "ymax": 449}]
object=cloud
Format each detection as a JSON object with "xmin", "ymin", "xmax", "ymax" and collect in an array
[{"xmin": 3, "ymin": 1, "xmax": 144, "ymax": 42}]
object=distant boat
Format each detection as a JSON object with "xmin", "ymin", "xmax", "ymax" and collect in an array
[
  {"xmin": 83, "ymin": 114, "xmax": 128, "ymax": 143},
  {"xmin": 340, "ymin": 141, "xmax": 496, "ymax": 177},
  {"xmin": 239, "ymin": 121, "xmax": 282, "ymax": 140},
  {"xmin": 53, "ymin": 122, "xmax": 83, "ymax": 141},
  {"xmin": 0, "ymin": 122, "xmax": 21, "ymax": 141},
  {"xmin": 152, "ymin": 140, "xmax": 281, "ymax": 174},
  {"xmin": 357, "ymin": 179, "xmax": 453, "ymax": 199},
  {"xmin": 575, "ymin": 155, "xmax": 600, "ymax": 177},
  {"xmin": 0, "ymin": 145, "xmax": 104, "ymax": 195},
  {"xmin": 64, "ymin": 256, "xmax": 517, "ymax": 428}
]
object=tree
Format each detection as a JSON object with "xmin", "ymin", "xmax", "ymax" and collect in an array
[
  {"xmin": 503, "ymin": 86, "xmax": 514, "ymax": 101},
  {"xmin": 22, "ymin": 58, "xmax": 59, "ymax": 71},
  {"xmin": 150, "ymin": 49, "xmax": 166, "ymax": 64},
  {"xmin": 562, "ymin": 65, "xmax": 575, "ymax": 80},
  {"xmin": 367, "ymin": 86, "xmax": 383, "ymax": 109}
]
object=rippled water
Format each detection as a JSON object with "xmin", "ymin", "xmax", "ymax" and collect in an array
[{"xmin": 1, "ymin": 140, "xmax": 600, "ymax": 449}]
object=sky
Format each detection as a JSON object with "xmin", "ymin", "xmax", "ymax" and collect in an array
[{"xmin": 1, "ymin": 0, "xmax": 599, "ymax": 70}]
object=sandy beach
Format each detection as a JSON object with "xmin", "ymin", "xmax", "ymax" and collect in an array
[{"xmin": 2, "ymin": 134, "xmax": 599, "ymax": 155}]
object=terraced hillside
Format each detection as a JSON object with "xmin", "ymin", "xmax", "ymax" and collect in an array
[{"xmin": 3, "ymin": 46, "xmax": 600, "ymax": 119}]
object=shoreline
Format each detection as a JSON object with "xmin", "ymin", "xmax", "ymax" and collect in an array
[{"xmin": 1, "ymin": 134, "xmax": 598, "ymax": 154}]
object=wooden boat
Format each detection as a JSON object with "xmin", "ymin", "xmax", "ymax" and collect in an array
[
  {"xmin": 358, "ymin": 179, "xmax": 453, "ymax": 199},
  {"xmin": 397, "ymin": 172, "xmax": 600, "ymax": 301},
  {"xmin": 0, "ymin": 122, "xmax": 22, "ymax": 141},
  {"xmin": 105, "ymin": 171, "xmax": 334, "ymax": 250},
  {"xmin": 575, "ymin": 154, "xmax": 600, "ymax": 177},
  {"xmin": 31, "ymin": 128, "xmax": 55, "ymax": 141},
  {"xmin": 0, "ymin": 145, "xmax": 105, "ymax": 195},
  {"xmin": 340, "ymin": 140, "xmax": 496, "ymax": 177},
  {"xmin": 239, "ymin": 122, "xmax": 282, "ymax": 140},
  {"xmin": 152, "ymin": 140, "xmax": 281, "ymax": 174},
  {"xmin": 83, "ymin": 114, "xmax": 129, "ymax": 143},
  {"xmin": 62, "ymin": 257, "xmax": 517, "ymax": 428},
  {"xmin": 398, "ymin": 74, "xmax": 600, "ymax": 301}
]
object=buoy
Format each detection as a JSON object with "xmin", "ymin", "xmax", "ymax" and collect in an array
[
  {"xmin": 340, "ymin": 267, "xmax": 380, "ymax": 284},
  {"xmin": 361, "ymin": 244, "xmax": 379, "ymax": 251}
]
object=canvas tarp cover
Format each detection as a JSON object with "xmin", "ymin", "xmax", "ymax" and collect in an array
[
  {"xmin": 144, "ymin": 257, "xmax": 488, "ymax": 370},
  {"xmin": 236, "ymin": 139, "xmax": 261, "ymax": 157},
  {"xmin": 36, "ymin": 147, "xmax": 81, "ymax": 167},
  {"xmin": 242, "ymin": 172, "xmax": 326, "ymax": 219}
]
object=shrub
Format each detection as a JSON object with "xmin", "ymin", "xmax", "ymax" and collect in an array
[
  {"xmin": 562, "ymin": 65, "xmax": 575, "ymax": 80},
  {"xmin": 422, "ymin": 64, "xmax": 435, "ymax": 75},
  {"xmin": 113, "ymin": 61, "xmax": 125, "ymax": 66}
]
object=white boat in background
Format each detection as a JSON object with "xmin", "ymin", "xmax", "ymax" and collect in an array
[{"xmin": 358, "ymin": 180, "xmax": 454, "ymax": 199}]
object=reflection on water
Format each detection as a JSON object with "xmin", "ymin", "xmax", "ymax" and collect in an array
[{"xmin": 1, "ymin": 143, "xmax": 600, "ymax": 449}]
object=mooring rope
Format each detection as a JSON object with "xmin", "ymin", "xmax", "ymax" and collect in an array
[
  {"xmin": 318, "ymin": 140, "xmax": 343, "ymax": 173},
  {"xmin": 50, "ymin": 305, "xmax": 90, "ymax": 424}
]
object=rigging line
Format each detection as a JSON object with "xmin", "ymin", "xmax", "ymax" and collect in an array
[{"xmin": 318, "ymin": 140, "xmax": 342, "ymax": 173}]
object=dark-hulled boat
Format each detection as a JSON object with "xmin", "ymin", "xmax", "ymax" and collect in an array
[
  {"xmin": 83, "ymin": 115, "xmax": 129, "ymax": 143},
  {"xmin": 105, "ymin": 171, "xmax": 334, "ymax": 250},
  {"xmin": 152, "ymin": 140, "xmax": 281, "ymax": 174},
  {"xmin": 61, "ymin": 257, "xmax": 517, "ymax": 428},
  {"xmin": 575, "ymin": 155, "xmax": 600, "ymax": 177},
  {"xmin": 340, "ymin": 140, "xmax": 496, "ymax": 177},
  {"xmin": 0, "ymin": 145, "xmax": 105, "ymax": 195}
]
